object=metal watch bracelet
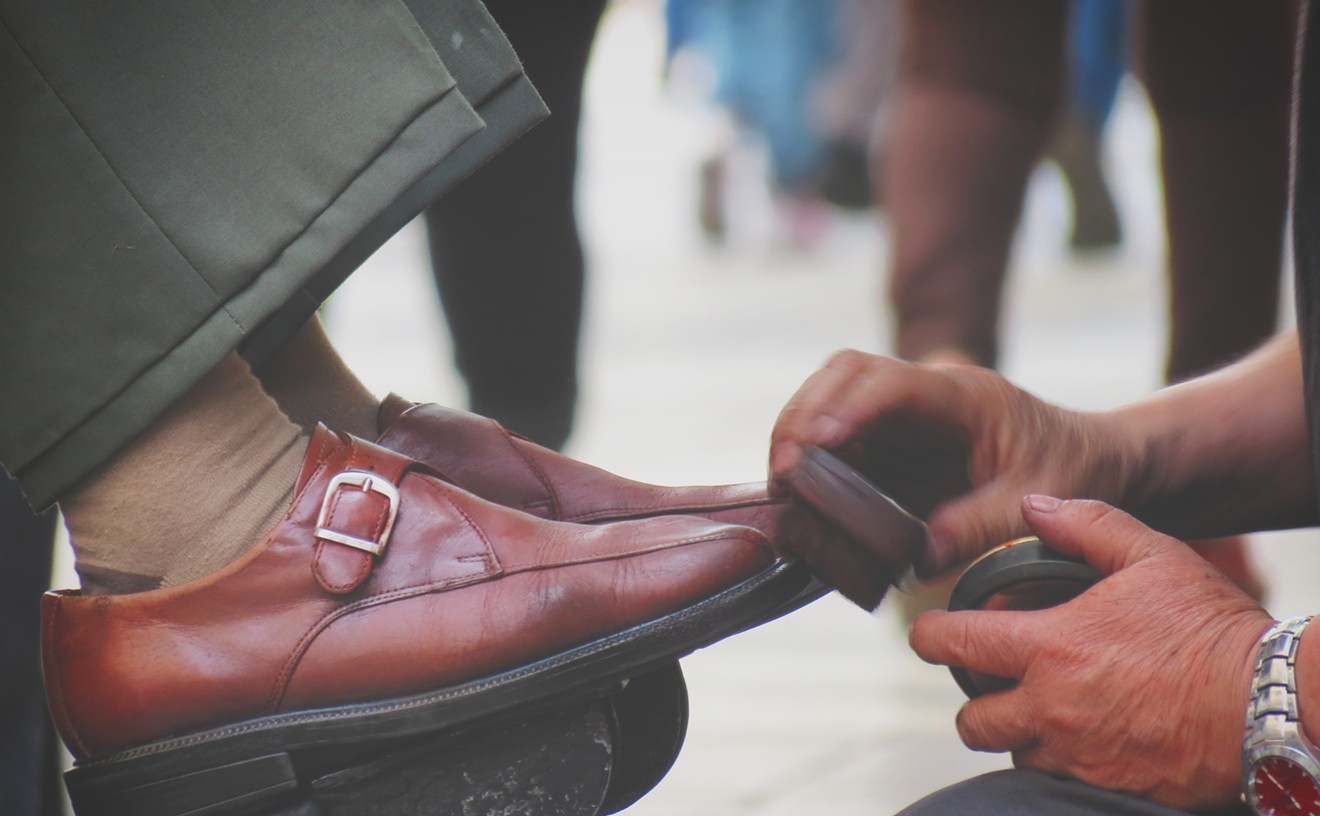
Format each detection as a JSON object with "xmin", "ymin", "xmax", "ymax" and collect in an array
[
  {"xmin": 1246, "ymin": 617, "xmax": 1313, "ymax": 745},
  {"xmin": 1243, "ymin": 615, "xmax": 1320, "ymax": 815}
]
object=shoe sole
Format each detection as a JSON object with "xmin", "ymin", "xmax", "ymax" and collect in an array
[
  {"xmin": 256, "ymin": 699, "xmax": 618, "ymax": 816},
  {"xmin": 63, "ymin": 557, "xmax": 813, "ymax": 816},
  {"xmin": 257, "ymin": 662, "xmax": 689, "ymax": 816}
]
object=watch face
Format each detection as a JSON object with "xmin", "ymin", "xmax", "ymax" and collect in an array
[{"xmin": 1252, "ymin": 756, "xmax": 1320, "ymax": 815}]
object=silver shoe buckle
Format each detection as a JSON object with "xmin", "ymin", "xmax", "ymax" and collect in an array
[{"xmin": 315, "ymin": 470, "xmax": 401, "ymax": 557}]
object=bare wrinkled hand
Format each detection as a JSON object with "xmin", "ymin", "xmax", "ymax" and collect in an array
[
  {"xmin": 910, "ymin": 497, "xmax": 1270, "ymax": 810},
  {"xmin": 770, "ymin": 351, "xmax": 1138, "ymax": 578}
]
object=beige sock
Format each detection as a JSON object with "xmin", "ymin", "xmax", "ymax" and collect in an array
[
  {"xmin": 62, "ymin": 353, "xmax": 305, "ymax": 594},
  {"xmin": 255, "ymin": 316, "xmax": 381, "ymax": 438}
]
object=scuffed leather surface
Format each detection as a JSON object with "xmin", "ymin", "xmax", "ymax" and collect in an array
[
  {"xmin": 42, "ymin": 426, "xmax": 772, "ymax": 759},
  {"xmin": 377, "ymin": 397, "xmax": 788, "ymax": 538}
]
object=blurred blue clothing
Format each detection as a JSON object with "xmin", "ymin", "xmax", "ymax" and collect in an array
[
  {"xmin": 668, "ymin": 0, "xmax": 839, "ymax": 191},
  {"xmin": 664, "ymin": 0, "xmax": 698, "ymax": 63},
  {"xmin": 1069, "ymin": 0, "xmax": 1128, "ymax": 128}
]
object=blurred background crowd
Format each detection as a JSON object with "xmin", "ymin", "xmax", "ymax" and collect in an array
[
  {"xmin": 383, "ymin": 0, "xmax": 1292, "ymax": 612},
  {"xmin": 4, "ymin": 0, "xmax": 1308, "ymax": 814},
  {"xmin": 261, "ymin": 0, "xmax": 1312, "ymax": 810}
]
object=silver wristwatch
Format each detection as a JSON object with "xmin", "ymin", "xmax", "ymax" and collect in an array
[{"xmin": 1243, "ymin": 616, "xmax": 1320, "ymax": 815}]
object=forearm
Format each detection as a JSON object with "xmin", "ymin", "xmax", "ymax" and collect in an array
[{"xmin": 1113, "ymin": 331, "xmax": 1317, "ymax": 537}]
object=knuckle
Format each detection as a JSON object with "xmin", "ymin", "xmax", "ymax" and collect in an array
[
  {"xmin": 1071, "ymin": 498, "xmax": 1123, "ymax": 525},
  {"xmin": 1071, "ymin": 500, "xmax": 1148, "ymax": 541},
  {"xmin": 826, "ymin": 348, "xmax": 868, "ymax": 370},
  {"xmin": 907, "ymin": 610, "xmax": 954, "ymax": 657},
  {"xmin": 768, "ymin": 419, "xmax": 793, "ymax": 444},
  {"xmin": 1071, "ymin": 500, "xmax": 1172, "ymax": 559},
  {"xmin": 1037, "ymin": 699, "xmax": 1086, "ymax": 742},
  {"xmin": 929, "ymin": 612, "xmax": 985, "ymax": 668},
  {"xmin": 950, "ymin": 613, "xmax": 980, "ymax": 662},
  {"xmin": 774, "ymin": 395, "xmax": 808, "ymax": 425},
  {"xmin": 883, "ymin": 368, "xmax": 927, "ymax": 412},
  {"xmin": 954, "ymin": 703, "xmax": 990, "ymax": 749},
  {"xmin": 1011, "ymin": 746, "xmax": 1056, "ymax": 775}
]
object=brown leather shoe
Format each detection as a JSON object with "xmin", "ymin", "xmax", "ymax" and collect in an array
[
  {"xmin": 376, "ymin": 397, "xmax": 830, "ymax": 626},
  {"xmin": 376, "ymin": 395, "xmax": 786, "ymax": 532},
  {"xmin": 44, "ymin": 426, "xmax": 809, "ymax": 815}
]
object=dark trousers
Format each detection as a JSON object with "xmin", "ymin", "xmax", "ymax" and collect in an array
[
  {"xmin": 897, "ymin": 770, "xmax": 1247, "ymax": 816},
  {"xmin": 426, "ymin": 0, "xmax": 609, "ymax": 451},
  {"xmin": 0, "ymin": 472, "xmax": 60, "ymax": 816}
]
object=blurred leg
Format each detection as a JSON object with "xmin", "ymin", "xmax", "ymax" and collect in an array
[
  {"xmin": 425, "ymin": 0, "xmax": 608, "ymax": 452},
  {"xmin": 1138, "ymin": 0, "xmax": 1294, "ymax": 383},
  {"xmin": 884, "ymin": 0, "xmax": 1068, "ymax": 367},
  {"xmin": 886, "ymin": 0, "xmax": 1067, "ymax": 623},
  {"xmin": 1137, "ymin": 0, "xmax": 1295, "ymax": 601},
  {"xmin": 1052, "ymin": 0, "xmax": 1127, "ymax": 251},
  {"xmin": 751, "ymin": 0, "xmax": 837, "ymax": 194}
]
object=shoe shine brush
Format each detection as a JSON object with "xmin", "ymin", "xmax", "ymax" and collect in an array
[
  {"xmin": 784, "ymin": 446, "xmax": 1100, "ymax": 698},
  {"xmin": 781, "ymin": 445, "xmax": 928, "ymax": 594}
]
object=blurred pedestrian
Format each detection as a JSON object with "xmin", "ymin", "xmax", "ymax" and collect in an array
[
  {"xmin": 814, "ymin": 0, "xmax": 901, "ymax": 212},
  {"xmin": 669, "ymin": 0, "xmax": 841, "ymax": 247},
  {"xmin": 425, "ymin": 0, "xmax": 608, "ymax": 451},
  {"xmin": 882, "ymin": 0, "xmax": 1294, "ymax": 597},
  {"xmin": 1049, "ymin": 0, "xmax": 1127, "ymax": 251}
]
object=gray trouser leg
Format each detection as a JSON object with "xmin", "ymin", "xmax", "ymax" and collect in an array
[{"xmin": 896, "ymin": 771, "xmax": 1248, "ymax": 816}]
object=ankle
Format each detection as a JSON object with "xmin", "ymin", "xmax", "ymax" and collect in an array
[
  {"xmin": 255, "ymin": 318, "xmax": 380, "ymax": 439},
  {"xmin": 62, "ymin": 354, "xmax": 305, "ymax": 594}
]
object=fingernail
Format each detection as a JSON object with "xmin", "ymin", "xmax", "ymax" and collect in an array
[
  {"xmin": 1025, "ymin": 494, "xmax": 1063, "ymax": 513},
  {"xmin": 810, "ymin": 415, "xmax": 845, "ymax": 445}
]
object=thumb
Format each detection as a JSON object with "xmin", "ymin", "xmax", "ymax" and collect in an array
[
  {"xmin": 923, "ymin": 482, "xmax": 1033, "ymax": 574},
  {"xmin": 1019, "ymin": 496, "xmax": 1171, "ymax": 576}
]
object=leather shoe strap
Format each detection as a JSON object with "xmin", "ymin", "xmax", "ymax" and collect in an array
[{"xmin": 311, "ymin": 432, "xmax": 413, "ymax": 594}]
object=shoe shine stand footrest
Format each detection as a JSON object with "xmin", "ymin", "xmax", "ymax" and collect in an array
[{"xmin": 63, "ymin": 664, "xmax": 689, "ymax": 816}]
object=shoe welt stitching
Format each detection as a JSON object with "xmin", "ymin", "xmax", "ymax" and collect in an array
[
  {"xmin": 564, "ymin": 496, "xmax": 783, "ymax": 524},
  {"xmin": 500, "ymin": 528, "xmax": 765, "ymax": 574}
]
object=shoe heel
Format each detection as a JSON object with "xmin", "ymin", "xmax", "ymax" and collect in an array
[
  {"xmin": 600, "ymin": 663, "xmax": 688, "ymax": 814},
  {"xmin": 65, "ymin": 752, "xmax": 299, "ymax": 816}
]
